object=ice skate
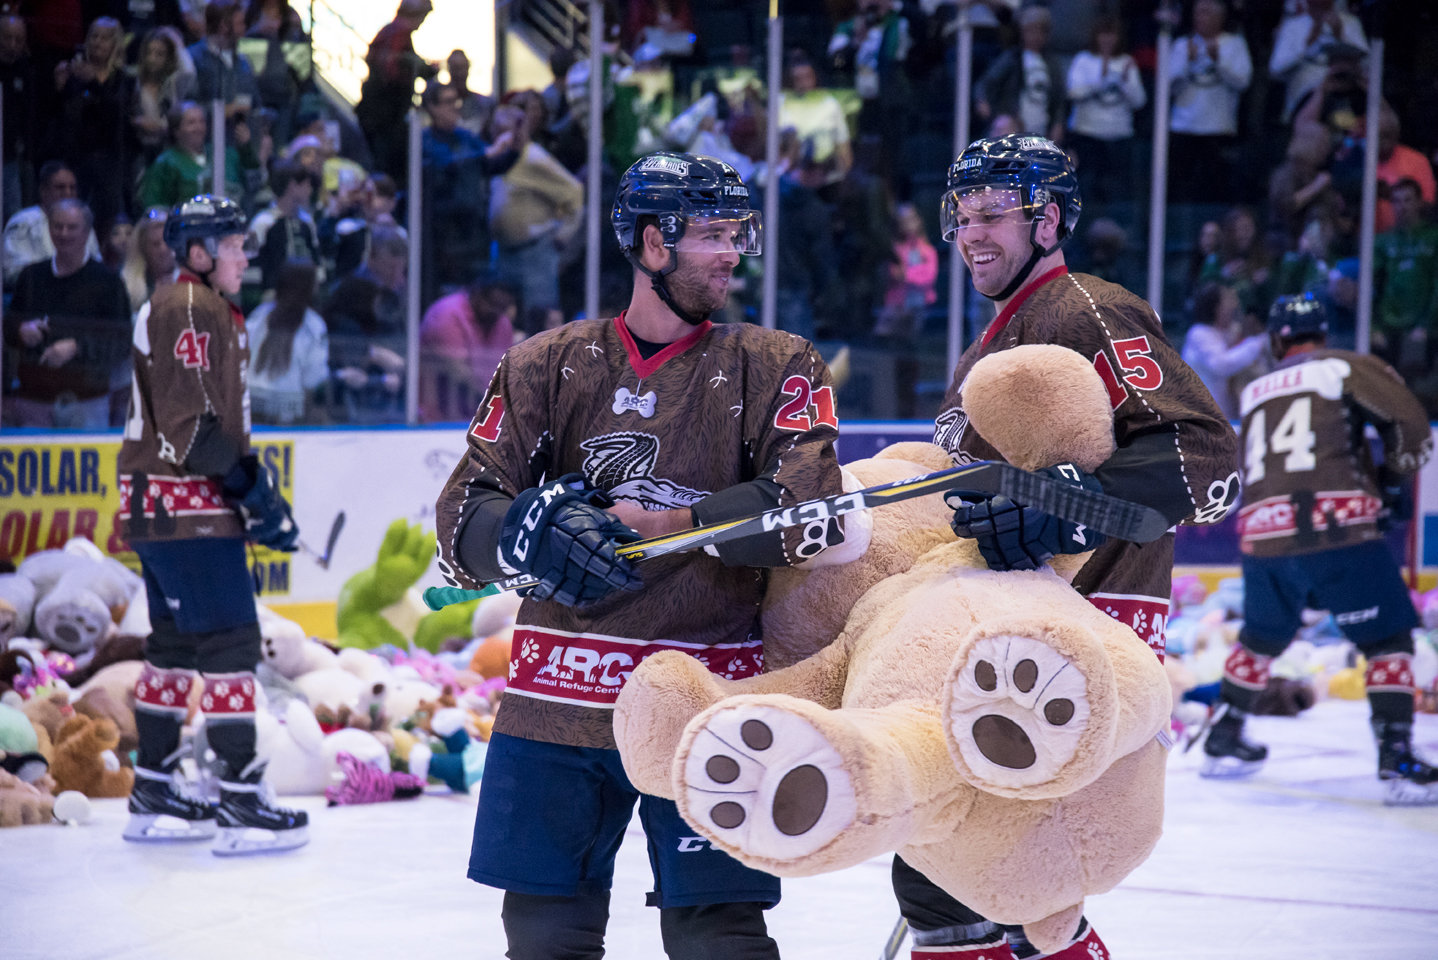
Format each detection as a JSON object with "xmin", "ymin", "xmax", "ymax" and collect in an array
[
  {"xmin": 1199, "ymin": 705, "xmax": 1267, "ymax": 779},
  {"xmin": 123, "ymin": 765, "xmax": 219, "ymax": 842},
  {"xmin": 213, "ymin": 769, "xmax": 309, "ymax": 856},
  {"xmin": 1378, "ymin": 738, "xmax": 1438, "ymax": 807}
]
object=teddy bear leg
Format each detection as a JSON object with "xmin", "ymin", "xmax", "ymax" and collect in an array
[
  {"xmin": 1018, "ymin": 902, "xmax": 1086, "ymax": 956},
  {"xmin": 673, "ymin": 694, "xmax": 964, "ymax": 875}
]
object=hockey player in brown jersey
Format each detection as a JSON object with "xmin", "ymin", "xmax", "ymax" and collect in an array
[
  {"xmin": 117, "ymin": 195, "xmax": 308, "ymax": 855},
  {"xmin": 1200, "ymin": 293, "xmax": 1438, "ymax": 805},
  {"xmin": 895, "ymin": 136, "xmax": 1240, "ymax": 959},
  {"xmin": 434, "ymin": 153, "xmax": 845, "ymax": 959}
]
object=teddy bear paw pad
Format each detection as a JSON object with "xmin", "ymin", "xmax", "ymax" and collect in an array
[
  {"xmin": 682, "ymin": 704, "xmax": 857, "ymax": 861},
  {"xmin": 947, "ymin": 633, "xmax": 1091, "ymax": 788}
]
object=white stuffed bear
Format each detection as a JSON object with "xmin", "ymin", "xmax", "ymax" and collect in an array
[{"xmin": 254, "ymin": 698, "xmax": 390, "ymax": 795}]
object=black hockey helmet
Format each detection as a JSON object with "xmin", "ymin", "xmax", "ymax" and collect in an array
[
  {"xmin": 1266, "ymin": 292, "xmax": 1329, "ymax": 340},
  {"xmin": 942, "ymin": 134, "xmax": 1082, "ymax": 245},
  {"xmin": 611, "ymin": 152, "xmax": 762, "ymax": 264},
  {"xmin": 164, "ymin": 194, "xmax": 253, "ymax": 260}
]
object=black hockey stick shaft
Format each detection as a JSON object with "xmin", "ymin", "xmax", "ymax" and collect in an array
[{"xmin": 423, "ymin": 460, "xmax": 1169, "ymax": 610}]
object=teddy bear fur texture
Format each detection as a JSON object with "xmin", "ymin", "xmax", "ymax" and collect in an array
[{"xmin": 613, "ymin": 345, "xmax": 1172, "ymax": 954}]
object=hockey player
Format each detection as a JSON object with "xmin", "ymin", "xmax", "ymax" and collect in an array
[
  {"xmin": 434, "ymin": 152, "xmax": 845, "ymax": 959},
  {"xmin": 910, "ymin": 135, "xmax": 1240, "ymax": 959},
  {"xmin": 1200, "ymin": 293, "xmax": 1437, "ymax": 804},
  {"xmin": 118, "ymin": 194, "xmax": 308, "ymax": 856}
]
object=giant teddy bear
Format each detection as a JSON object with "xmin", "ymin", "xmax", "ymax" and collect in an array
[{"xmin": 613, "ymin": 344, "xmax": 1172, "ymax": 954}]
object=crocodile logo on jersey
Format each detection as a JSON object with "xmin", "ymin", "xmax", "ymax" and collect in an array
[
  {"xmin": 934, "ymin": 406, "xmax": 976, "ymax": 463},
  {"xmin": 580, "ymin": 433, "xmax": 707, "ymax": 510},
  {"xmin": 612, "ymin": 386, "xmax": 657, "ymax": 418}
]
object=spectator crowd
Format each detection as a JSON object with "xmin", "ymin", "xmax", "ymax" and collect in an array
[{"xmin": 3, "ymin": 0, "xmax": 1436, "ymax": 429}]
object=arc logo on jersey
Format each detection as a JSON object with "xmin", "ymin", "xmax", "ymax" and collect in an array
[
  {"xmin": 612, "ymin": 386, "xmax": 657, "ymax": 418},
  {"xmin": 580, "ymin": 432, "xmax": 708, "ymax": 509}
]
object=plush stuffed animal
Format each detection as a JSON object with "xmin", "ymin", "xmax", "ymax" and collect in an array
[
  {"xmin": 50, "ymin": 713, "xmax": 135, "ymax": 798},
  {"xmin": 12, "ymin": 539, "xmax": 142, "ymax": 658},
  {"xmin": 613, "ymin": 345, "xmax": 1173, "ymax": 954},
  {"xmin": 0, "ymin": 767, "xmax": 54, "ymax": 826}
]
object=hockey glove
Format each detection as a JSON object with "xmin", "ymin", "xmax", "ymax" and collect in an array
[
  {"xmin": 222, "ymin": 455, "xmax": 300, "ymax": 552},
  {"xmin": 1375, "ymin": 469, "xmax": 1413, "ymax": 533},
  {"xmin": 945, "ymin": 462, "xmax": 1107, "ymax": 572},
  {"xmin": 499, "ymin": 474, "xmax": 643, "ymax": 607}
]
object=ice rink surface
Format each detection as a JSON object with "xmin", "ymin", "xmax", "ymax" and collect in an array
[{"xmin": 3, "ymin": 698, "xmax": 1436, "ymax": 960}]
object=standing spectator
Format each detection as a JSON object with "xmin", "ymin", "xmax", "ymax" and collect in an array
[
  {"xmin": 876, "ymin": 201, "xmax": 937, "ymax": 339},
  {"xmin": 101, "ymin": 215, "xmax": 133, "ymax": 273},
  {"xmin": 1267, "ymin": 120, "xmax": 1342, "ymax": 249},
  {"xmin": 420, "ymin": 81, "xmax": 517, "ymax": 303},
  {"xmin": 244, "ymin": 159, "xmax": 322, "ymax": 300},
  {"xmin": 323, "ymin": 223, "xmax": 408, "ymax": 422},
  {"xmin": 1064, "ymin": 16, "xmax": 1146, "ymax": 209},
  {"xmin": 1375, "ymin": 107, "xmax": 1437, "ymax": 235},
  {"xmin": 778, "ymin": 50, "xmax": 853, "ymax": 194},
  {"xmin": 130, "ymin": 27, "xmax": 196, "ymax": 166},
  {"xmin": 4, "ymin": 161, "xmax": 101, "ymax": 285},
  {"xmin": 3, "ymin": 200, "xmax": 132, "ymax": 428},
  {"xmin": 763, "ymin": 128, "xmax": 841, "ymax": 342},
  {"xmin": 53, "ymin": 17, "xmax": 136, "ymax": 230},
  {"xmin": 830, "ymin": 0, "xmax": 913, "ymax": 181},
  {"xmin": 121, "ymin": 207, "xmax": 179, "ymax": 315},
  {"xmin": 1373, "ymin": 178, "xmax": 1438, "ymax": 376},
  {"xmin": 355, "ymin": 0, "xmax": 438, "ymax": 180},
  {"xmin": 137, "ymin": 101, "xmax": 262, "ymax": 215},
  {"xmin": 188, "ymin": 0, "xmax": 262, "ymax": 121},
  {"xmin": 247, "ymin": 259, "xmax": 329, "ymax": 424},
  {"xmin": 1313, "ymin": 256, "xmax": 1359, "ymax": 350},
  {"xmin": 1185, "ymin": 218, "xmax": 1223, "ymax": 301},
  {"xmin": 1269, "ymin": 0, "xmax": 1367, "ymax": 124},
  {"xmin": 1168, "ymin": 0, "xmax": 1252, "ymax": 203},
  {"xmin": 441, "ymin": 48, "xmax": 494, "ymax": 138},
  {"xmin": 243, "ymin": 0, "xmax": 310, "ymax": 144},
  {"xmin": 1181, "ymin": 282, "xmax": 1267, "ymax": 420},
  {"xmin": 320, "ymin": 173, "xmax": 400, "ymax": 280},
  {"xmin": 418, "ymin": 276, "xmax": 516, "ymax": 423},
  {"xmin": 0, "ymin": 15, "xmax": 38, "ymax": 220},
  {"xmin": 487, "ymin": 103, "xmax": 582, "ymax": 318},
  {"xmin": 1200, "ymin": 293, "xmax": 1436, "ymax": 807},
  {"xmin": 975, "ymin": 6, "xmax": 1066, "ymax": 143}
]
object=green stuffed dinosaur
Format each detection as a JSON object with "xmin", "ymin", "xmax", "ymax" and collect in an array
[{"xmin": 336, "ymin": 518, "xmax": 481, "ymax": 653}]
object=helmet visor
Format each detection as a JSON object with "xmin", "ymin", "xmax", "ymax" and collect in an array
[
  {"xmin": 674, "ymin": 213, "xmax": 763, "ymax": 256},
  {"xmin": 940, "ymin": 187, "xmax": 1031, "ymax": 242}
]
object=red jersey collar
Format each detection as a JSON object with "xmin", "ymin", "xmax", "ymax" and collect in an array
[
  {"xmin": 980, "ymin": 264, "xmax": 1069, "ymax": 348},
  {"xmin": 175, "ymin": 269, "xmax": 246, "ymax": 328},
  {"xmin": 615, "ymin": 310, "xmax": 712, "ymax": 378}
]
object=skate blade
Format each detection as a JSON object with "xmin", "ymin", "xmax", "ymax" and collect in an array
[
  {"xmin": 1199, "ymin": 755, "xmax": 1265, "ymax": 779},
  {"xmin": 1382, "ymin": 779, "xmax": 1438, "ymax": 806},
  {"xmin": 212, "ymin": 824, "xmax": 309, "ymax": 856},
  {"xmin": 123, "ymin": 813, "xmax": 218, "ymax": 842}
]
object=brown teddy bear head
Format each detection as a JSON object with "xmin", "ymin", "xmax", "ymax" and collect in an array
[{"xmin": 51, "ymin": 714, "xmax": 135, "ymax": 798}]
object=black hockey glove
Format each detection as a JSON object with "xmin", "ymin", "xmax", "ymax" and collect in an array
[
  {"xmin": 1376, "ymin": 469, "xmax": 1413, "ymax": 533},
  {"xmin": 945, "ymin": 463, "xmax": 1107, "ymax": 572},
  {"xmin": 222, "ymin": 455, "xmax": 300, "ymax": 552},
  {"xmin": 499, "ymin": 474, "xmax": 643, "ymax": 607}
]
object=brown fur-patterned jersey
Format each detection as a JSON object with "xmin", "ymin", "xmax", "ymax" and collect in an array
[
  {"xmin": 1236, "ymin": 348, "xmax": 1432, "ymax": 558},
  {"xmin": 933, "ymin": 270, "xmax": 1239, "ymax": 652},
  {"xmin": 435, "ymin": 315, "xmax": 843, "ymax": 747}
]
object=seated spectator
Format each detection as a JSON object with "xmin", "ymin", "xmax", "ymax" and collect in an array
[
  {"xmin": 1272, "ymin": 216, "xmax": 1334, "ymax": 299},
  {"xmin": 53, "ymin": 17, "xmax": 136, "ymax": 230},
  {"xmin": 975, "ymin": 6, "xmax": 1065, "ymax": 143},
  {"xmin": 284, "ymin": 131, "xmax": 366, "ymax": 217},
  {"xmin": 137, "ymin": 100, "xmax": 262, "ymax": 213},
  {"xmin": 100, "ymin": 214, "xmax": 132, "ymax": 273},
  {"xmin": 1, "ymin": 14, "xmax": 39, "ymax": 220},
  {"xmin": 1375, "ymin": 106, "xmax": 1436, "ymax": 234},
  {"xmin": 1065, "ymin": 16, "xmax": 1146, "ymax": 209},
  {"xmin": 130, "ymin": 26, "xmax": 196, "ymax": 166},
  {"xmin": 1269, "ymin": 0, "xmax": 1367, "ymax": 124},
  {"xmin": 245, "ymin": 159, "xmax": 322, "ymax": 300},
  {"xmin": 1168, "ymin": 0, "xmax": 1251, "ymax": 203},
  {"xmin": 1313, "ymin": 256, "xmax": 1359, "ymax": 350},
  {"xmin": 323, "ymin": 223, "xmax": 408, "ymax": 423},
  {"xmin": 121, "ymin": 207, "xmax": 178, "ymax": 314},
  {"xmin": 420, "ymin": 80, "xmax": 518, "ymax": 303},
  {"xmin": 778, "ymin": 50, "xmax": 853, "ymax": 193},
  {"xmin": 1197, "ymin": 205, "xmax": 1273, "ymax": 326},
  {"xmin": 2, "ymin": 199, "xmax": 132, "ymax": 428},
  {"xmin": 762, "ymin": 127, "xmax": 841, "ymax": 342},
  {"xmin": 188, "ymin": 0, "xmax": 261, "ymax": 121},
  {"xmin": 876, "ymin": 202, "xmax": 937, "ymax": 339},
  {"xmin": 1373, "ymin": 178, "xmax": 1438, "ymax": 376},
  {"xmin": 247, "ymin": 259, "xmax": 330, "ymax": 424},
  {"xmin": 487, "ymin": 102, "xmax": 582, "ymax": 317},
  {"xmin": 1181, "ymin": 282, "xmax": 1267, "ymax": 420},
  {"xmin": 418, "ymin": 276, "xmax": 516, "ymax": 423},
  {"xmin": 3, "ymin": 161, "xmax": 100, "ymax": 286},
  {"xmin": 1185, "ymin": 218, "xmax": 1223, "ymax": 301},
  {"xmin": 320, "ymin": 173, "xmax": 400, "ymax": 280}
]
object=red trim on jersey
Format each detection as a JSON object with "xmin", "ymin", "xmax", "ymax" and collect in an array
[
  {"xmin": 175, "ymin": 268, "xmax": 246, "ymax": 328},
  {"xmin": 615, "ymin": 311, "xmax": 713, "ymax": 379},
  {"xmin": 980, "ymin": 264, "xmax": 1069, "ymax": 348}
]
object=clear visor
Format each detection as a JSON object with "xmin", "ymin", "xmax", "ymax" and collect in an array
[
  {"xmin": 940, "ymin": 187, "xmax": 1031, "ymax": 241},
  {"xmin": 673, "ymin": 213, "xmax": 763, "ymax": 256}
]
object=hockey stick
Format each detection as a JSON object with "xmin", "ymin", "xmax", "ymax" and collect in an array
[
  {"xmin": 423, "ymin": 460, "xmax": 1170, "ymax": 611},
  {"xmin": 879, "ymin": 916, "xmax": 909, "ymax": 960},
  {"xmin": 297, "ymin": 511, "xmax": 346, "ymax": 569}
]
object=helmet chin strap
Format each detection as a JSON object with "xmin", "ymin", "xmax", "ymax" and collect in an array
[
  {"xmin": 983, "ymin": 214, "xmax": 1065, "ymax": 304},
  {"xmin": 630, "ymin": 250, "xmax": 711, "ymax": 327}
]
